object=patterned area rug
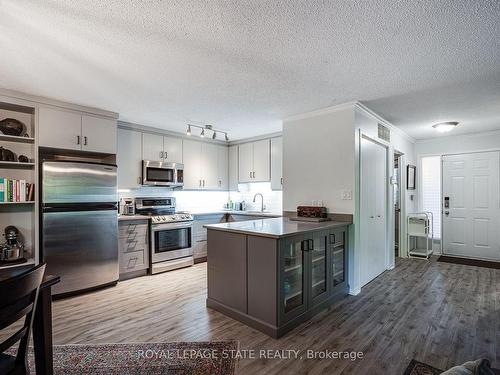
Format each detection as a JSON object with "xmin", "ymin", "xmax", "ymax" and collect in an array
[
  {"xmin": 22, "ymin": 341, "xmax": 238, "ymax": 374},
  {"xmin": 403, "ymin": 359, "xmax": 442, "ymax": 375}
]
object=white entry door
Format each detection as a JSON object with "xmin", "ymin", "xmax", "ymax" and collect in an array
[
  {"xmin": 442, "ymin": 152, "xmax": 500, "ymax": 260},
  {"xmin": 360, "ymin": 136, "xmax": 388, "ymax": 287}
]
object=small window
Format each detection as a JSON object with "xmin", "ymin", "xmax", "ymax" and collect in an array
[{"xmin": 420, "ymin": 156, "xmax": 441, "ymax": 238}]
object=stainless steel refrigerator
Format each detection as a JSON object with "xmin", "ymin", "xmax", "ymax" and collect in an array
[{"xmin": 41, "ymin": 161, "xmax": 119, "ymax": 296}]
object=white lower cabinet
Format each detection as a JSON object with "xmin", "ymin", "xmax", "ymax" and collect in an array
[{"xmin": 117, "ymin": 128, "xmax": 142, "ymax": 188}]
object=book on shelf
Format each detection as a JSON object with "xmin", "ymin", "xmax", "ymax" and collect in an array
[{"xmin": 0, "ymin": 178, "xmax": 33, "ymax": 202}]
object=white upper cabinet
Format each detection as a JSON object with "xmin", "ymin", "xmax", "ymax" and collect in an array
[
  {"xmin": 142, "ymin": 134, "xmax": 183, "ymax": 163},
  {"xmin": 163, "ymin": 136, "xmax": 183, "ymax": 163},
  {"xmin": 142, "ymin": 133, "xmax": 163, "ymax": 161},
  {"xmin": 81, "ymin": 115, "xmax": 117, "ymax": 154},
  {"xmin": 228, "ymin": 145, "xmax": 239, "ymax": 191},
  {"xmin": 182, "ymin": 140, "xmax": 228, "ymax": 190},
  {"xmin": 271, "ymin": 137, "xmax": 283, "ymax": 190},
  {"xmin": 117, "ymin": 128, "xmax": 142, "ymax": 188},
  {"xmin": 39, "ymin": 107, "xmax": 82, "ymax": 150},
  {"xmin": 38, "ymin": 107, "xmax": 117, "ymax": 153},
  {"xmin": 238, "ymin": 142, "xmax": 254, "ymax": 183},
  {"xmin": 201, "ymin": 143, "xmax": 219, "ymax": 189},
  {"xmin": 217, "ymin": 145, "xmax": 229, "ymax": 190},
  {"xmin": 252, "ymin": 139, "xmax": 270, "ymax": 182},
  {"xmin": 182, "ymin": 139, "xmax": 202, "ymax": 189},
  {"xmin": 238, "ymin": 139, "xmax": 270, "ymax": 183}
]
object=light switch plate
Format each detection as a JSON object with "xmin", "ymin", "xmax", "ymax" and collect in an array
[{"xmin": 341, "ymin": 190, "xmax": 352, "ymax": 200}]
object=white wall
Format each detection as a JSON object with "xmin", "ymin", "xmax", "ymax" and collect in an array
[
  {"xmin": 416, "ymin": 130, "xmax": 500, "ymax": 156},
  {"xmin": 355, "ymin": 108, "xmax": 417, "ymax": 214},
  {"xmin": 283, "ymin": 106, "xmax": 356, "ymax": 214}
]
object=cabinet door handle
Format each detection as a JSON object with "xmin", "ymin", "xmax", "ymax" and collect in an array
[
  {"xmin": 219, "ymin": 180, "xmax": 221, "ymax": 188},
  {"xmin": 330, "ymin": 233, "xmax": 336, "ymax": 244},
  {"xmin": 84, "ymin": 136, "xmax": 88, "ymax": 146},
  {"xmin": 199, "ymin": 179, "xmax": 202, "ymax": 187},
  {"xmin": 308, "ymin": 239, "xmax": 314, "ymax": 250},
  {"xmin": 77, "ymin": 135, "xmax": 81, "ymax": 145},
  {"xmin": 203, "ymin": 179, "xmax": 205, "ymax": 187},
  {"xmin": 281, "ymin": 177, "xmax": 283, "ymax": 185},
  {"xmin": 249, "ymin": 171, "xmax": 252, "ymax": 179},
  {"xmin": 164, "ymin": 151, "xmax": 167, "ymax": 159},
  {"xmin": 137, "ymin": 176, "xmax": 142, "ymax": 185},
  {"xmin": 159, "ymin": 151, "xmax": 164, "ymax": 159},
  {"xmin": 301, "ymin": 240, "xmax": 307, "ymax": 251}
]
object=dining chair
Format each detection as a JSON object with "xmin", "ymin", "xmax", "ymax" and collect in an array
[{"xmin": 0, "ymin": 263, "xmax": 46, "ymax": 375}]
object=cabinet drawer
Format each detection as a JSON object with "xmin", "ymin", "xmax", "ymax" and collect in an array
[
  {"xmin": 193, "ymin": 239, "xmax": 208, "ymax": 259},
  {"xmin": 120, "ymin": 250, "xmax": 146, "ymax": 271},
  {"xmin": 119, "ymin": 222, "xmax": 148, "ymax": 238},
  {"xmin": 119, "ymin": 235, "xmax": 148, "ymax": 253}
]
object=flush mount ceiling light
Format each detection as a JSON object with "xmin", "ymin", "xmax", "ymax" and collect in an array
[
  {"xmin": 186, "ymin": 124, "xmax": 229, "ymax": 141},
  {"xmin": 432, "ymin": 121, "xmax": 459, "ymax": 133}
]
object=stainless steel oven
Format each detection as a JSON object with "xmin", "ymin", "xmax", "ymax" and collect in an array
[
  {"xmin": 150, "ymin": 221, "xmax": 194, "ymax": 274},
  {"xmin": 142, "ymin": 161, "xmax": 184, "ymax": 187}
]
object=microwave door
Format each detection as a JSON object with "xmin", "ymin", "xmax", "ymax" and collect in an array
[{"xmin": 144, "ymin": 166, "xmax": 175, "ymax": 185}]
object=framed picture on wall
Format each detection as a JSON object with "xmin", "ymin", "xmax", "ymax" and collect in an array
[{"xmin": 407, "ymin": 165, "xmax": 416, "ymax": 190}]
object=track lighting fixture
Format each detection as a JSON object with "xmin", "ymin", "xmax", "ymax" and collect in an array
[{"xmin": 185, "ymin": 124, "xmax": 229, "ymax": 142}]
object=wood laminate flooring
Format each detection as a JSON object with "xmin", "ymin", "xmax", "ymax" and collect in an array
[{"xmin": 5, "ymin": 257, "xmax": 500, "ymax": 374}]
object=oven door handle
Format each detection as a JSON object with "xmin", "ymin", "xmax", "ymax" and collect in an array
[{"xmin": 151, "ymin": 222, "xmax": 193, "ymax": 231}]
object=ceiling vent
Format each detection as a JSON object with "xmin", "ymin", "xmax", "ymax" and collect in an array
[{"xmin": 378, "ymin": 123, "xmax": 390, "ymax": 142}]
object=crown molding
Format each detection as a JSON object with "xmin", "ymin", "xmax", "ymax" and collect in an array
[
  {"xmin": 0, "ymin": 87, "xmax": 118, "ymax": 119},
  {"xmin": 282, "ymin": 101, "xmax": 358, "ymax": 123},
  {"xmin": 118, "ymin": 120, "xmax": 229, "ymax": 145}
]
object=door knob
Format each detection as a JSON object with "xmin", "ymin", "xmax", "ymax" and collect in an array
[
  {"xmin": 370, "ymin": 216, "xmax": 374, "ymax": 218},
  {"xmin": 445, "ymin": 211, "xmax": 450, "ymax": 216}
]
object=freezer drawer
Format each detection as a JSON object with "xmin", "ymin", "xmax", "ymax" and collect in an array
[
  {"xmin": 42, "ymin": 209, "xmax": 119, "ymax": 295},
  {"xmin": 42, "ymin": 161, "xmax": 117, "ymax": 203}
]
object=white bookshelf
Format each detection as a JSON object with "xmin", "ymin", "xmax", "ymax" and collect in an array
[{"xmin": 0, "ymin": 102, "xmax": 37, "ymax": 269}]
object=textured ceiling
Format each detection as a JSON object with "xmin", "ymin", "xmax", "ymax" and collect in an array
[{"xmin": 1, "ymin": 1, "xmax": 499, "ymax": 140}]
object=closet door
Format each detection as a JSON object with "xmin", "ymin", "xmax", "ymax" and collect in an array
[{"xmin": 359, "ymin": 136, "xmax": 387, "ymax": 287}]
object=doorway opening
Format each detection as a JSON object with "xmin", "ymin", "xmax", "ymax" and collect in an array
[{"xmin": 394, "ymin": 151, "xmax": 403, "ymax": 258}]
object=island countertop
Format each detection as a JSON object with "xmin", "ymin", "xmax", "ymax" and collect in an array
[{"xmin": 204, "ymin": 216, "xmax": 351, "ymax": 239}]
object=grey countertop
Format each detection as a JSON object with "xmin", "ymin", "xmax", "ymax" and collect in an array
[
  {"xmin": 204, "ymin": 217, "xmax": 351, "ymax": 239},
  {"xmin": 192, "ymin": 210, "xmax": 282, "ymax": 218}
]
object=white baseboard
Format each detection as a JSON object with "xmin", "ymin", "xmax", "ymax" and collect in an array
[{"xmin": 349, "ymin": 287, "xmax": 361, "ymax": 296}]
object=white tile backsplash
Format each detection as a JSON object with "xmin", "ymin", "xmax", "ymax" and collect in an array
[
  {"xmin": 230, "ymin": 182, "xmax": 282, "ymax": 213},
  {"xmin": 118, "ymin": 182, "xmax": 282, "ymax": 214}
]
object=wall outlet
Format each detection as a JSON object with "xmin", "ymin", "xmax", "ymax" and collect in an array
[{"xmin": 341, "ymin": 190, "xmax": 352, "ymax": 200}]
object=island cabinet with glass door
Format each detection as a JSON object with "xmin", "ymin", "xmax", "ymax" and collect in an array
[{"xmin": 205, "ymin": 218, "xmax": 349, "ymax": 338}]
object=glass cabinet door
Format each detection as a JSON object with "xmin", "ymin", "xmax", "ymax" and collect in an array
[
  {"xmin": 282, "ymin": 235, "xmax": 306, "ymax": 316},
  {"xmin": 330, "ymin": 231, "xmax": 345, "ymax": 287},
  {"xmin": 310, "ymin": 231, "xmax": 328, "ymax": 301}
]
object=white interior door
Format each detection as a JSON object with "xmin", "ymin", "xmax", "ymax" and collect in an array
[
  {"xmin": 442, "ymin": 152, "xmax": 500, "ymax": 260},
  {"xmin": 360, "ymin": 136, "xmax": 388, "ymax": 287}
]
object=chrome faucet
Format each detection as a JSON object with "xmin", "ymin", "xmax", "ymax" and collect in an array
[{"xmin": 253, "ymin": 193, "xmax": 265, "ymax": 212}]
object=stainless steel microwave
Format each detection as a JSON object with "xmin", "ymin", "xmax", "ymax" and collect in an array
[{"xmin": 142, "ymin": 161, "xmax": 184, "ymax": 187}]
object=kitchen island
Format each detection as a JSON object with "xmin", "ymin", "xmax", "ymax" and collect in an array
[{"xmin": 204, "ymin": 216, "xmax": 351, "ymax": 338}]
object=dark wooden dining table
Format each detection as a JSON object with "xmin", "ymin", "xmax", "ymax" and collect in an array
[{"xmin": 0, "ymin": 265, "xmax": 60, "ymax": 375}]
